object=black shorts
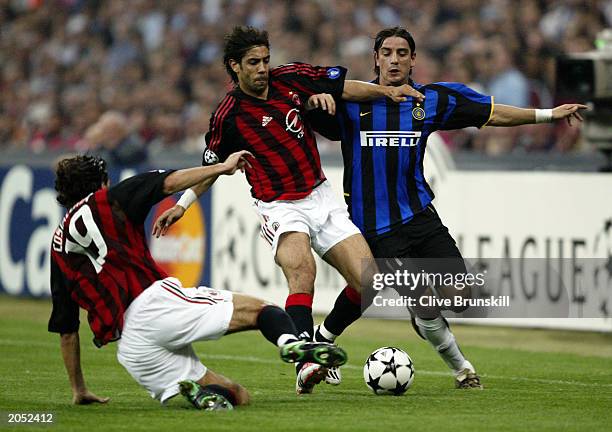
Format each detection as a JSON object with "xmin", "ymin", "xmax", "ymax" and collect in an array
[
  {"xmin": 366, "ymin": 204, "xmax": 467, "ymax": 277},
  {"xmin": 365, "ymin": 205, "xmax": 472, "ymax": 316}
]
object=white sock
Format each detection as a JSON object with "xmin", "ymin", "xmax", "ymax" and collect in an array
[
  {"xmin": 455, "ymin": 360, "xmax": 475, "ymax": 376},
  {"xmin": 415, "ymin": 317, "xmax": 472, "ymax": 374},
  {"xmin": 315, "ymin": 323, "xmax": 337, "ymax": 342},
  {"xmin": 277, "ymin": 333, "xmax": 299, "ymax": 347}
]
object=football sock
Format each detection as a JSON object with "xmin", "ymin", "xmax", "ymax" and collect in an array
[
  {"xmin": 285, "ymin": 293, "xmax": 314, "ymax": 340},
  {"xmin": 321, "ymin": 285, "xmax": 362, "ymax": 338},
  {"xmin": 414, "ymin": 316, "xmax": 472, "ymax": 373},
  {"xmin": 314, "ymin": 323, "xmax": 337, "ymax": 343},
  {"xmin": 256, "ymin": 305, "xmax": 299, "ymax": 347}
]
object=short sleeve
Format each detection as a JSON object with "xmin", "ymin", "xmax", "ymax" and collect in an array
[
  {"xmin": 272, "ymin": 63, "xmax": 347, "ymax": 99},
  {"xmin": 428, "ymin": 83, "xmax": 493, "ymax": 130},
  {"xmin": 107, "ymin": 170, "xmax": 175, "ymax": 224},
  {"xmin": 48, "ymin": 255, "xmax": 80, "ymax": 334}
]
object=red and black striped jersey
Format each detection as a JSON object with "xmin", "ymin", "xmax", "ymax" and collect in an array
[
  {"xmin": 48, "ymin": 170, "xmax": 173, "ymax": 347},
  {"xmin": 202, "ymin": 63, "xmax": 347, "ymax": 202}
]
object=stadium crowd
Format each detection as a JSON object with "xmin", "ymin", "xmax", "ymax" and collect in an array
[{"xmin": 0, "ymin": 0, "xmax": 609, "ymax": 160}]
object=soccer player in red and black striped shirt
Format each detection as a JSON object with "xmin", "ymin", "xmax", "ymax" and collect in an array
[
  {"xmin": 155, "ymin": 26, "xmax": 425, "ymax": 395},
  {"xmin": 48, "ymin": 153, "xmax": 347, "ymax": 409}
]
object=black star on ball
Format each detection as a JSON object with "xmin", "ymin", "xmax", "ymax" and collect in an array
[
  {"xmin": 381, "ymin": 359, "xmax": 397, "ymax": 377},
  {"xmin": 367, "ymin": 375, "xmax": 383, "ymax": 392},
  {"xmin": 392, "ymin": 380, "xmax": 409, "ymax": 395}
]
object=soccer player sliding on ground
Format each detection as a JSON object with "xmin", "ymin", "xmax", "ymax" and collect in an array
[
  {"xmin": 306, "ymin": 26, "xmax": 587, "ymax": 389},
  {"xmin": 48, "ymin": 153, "xmax": 346, "ymax": 411},
  {"xmin": 154, "ymin": 26, "xmax": 425, "ymax": 395}
]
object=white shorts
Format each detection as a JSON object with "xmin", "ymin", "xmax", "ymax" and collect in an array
[
  {"xmin": 117, "ymin": 277, "xmax": 233, "ymax": 404},
  {"xmin": 254, "ymin": 181, "xmax": 361, "ymax": 258}
]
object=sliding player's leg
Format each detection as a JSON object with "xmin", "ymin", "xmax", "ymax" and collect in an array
[
  {"xmin": 117, "ymin": 278, "xmax": 346, "ymax": 407},
  {"xmin": 179, "ymin": 368, "xmax": 248, "ymax": 410},
  {"xmin": 178, "ymin": 292, "xmax": 350, "ymax": 408},
  {"xmin": 229, "ymin": 293, "xmax": 347, "ymax": 368}
]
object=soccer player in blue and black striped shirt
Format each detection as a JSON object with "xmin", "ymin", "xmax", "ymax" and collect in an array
[{"xmin": 311, "ymin": 27, "xmax": 587, "ymax": 389}]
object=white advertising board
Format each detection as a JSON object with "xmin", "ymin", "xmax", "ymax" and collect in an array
[{"xmin": 211, "ymin": 135, "xmax": 612, "ymax": 332}]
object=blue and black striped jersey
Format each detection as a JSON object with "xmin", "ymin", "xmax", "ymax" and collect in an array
[{"xmin": 311, "ymin": 81, "xmax": 493, "ymax": 238}]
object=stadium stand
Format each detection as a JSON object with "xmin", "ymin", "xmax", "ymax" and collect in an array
[{"xmin": 0, "ymin": 0, "xmax": 610, "ymax": 155}]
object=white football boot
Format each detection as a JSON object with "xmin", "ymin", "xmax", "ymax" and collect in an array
[{"xmin": 296, "ymin": 362, "xmax": 328, "ymax": 394}]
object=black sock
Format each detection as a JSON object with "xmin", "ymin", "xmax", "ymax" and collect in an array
[
  {"xmin": 322, "ymin": 286, "xmax": 362, "ymax": 337},
  {"xmin": 285, "ymin": 293, "xmax": 314, "ymax": 340},
  {"xmin": 286, "ymin": 306, "xmax": 314, "ymax": 340},
  {"xmin": 256, "ymin": 305, "xmax": 298, "ymax": 346}
]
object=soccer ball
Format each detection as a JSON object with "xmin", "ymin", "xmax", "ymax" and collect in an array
[{"xmin": 363, "ymin": 347, "xmax": 414, "ymax": 395}]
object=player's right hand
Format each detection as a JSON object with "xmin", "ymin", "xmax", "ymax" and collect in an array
[
  {"xmin": 153, "ymin": 205, "xmax": 186, "ymax": 238},
  {"xmin": 72, "ymin": 389, "xmax": 110, "ymax": 405},
  {"xmin": 552, "ymin": 103, "xmax": 588, "ymax": 126},
  {"xmin": 386, "ymin": 84, "xmax": 425, "ymax": 103},
  {"xmin": 221, "ymin": 150, "xmax": 254, "ymax": 175}
]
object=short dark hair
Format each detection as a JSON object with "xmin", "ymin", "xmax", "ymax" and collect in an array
[
  {"xmin": 223, "ymin": 26, "xmax": 270, "ymax": 83},
  {"xmin": 373, "ymin": 27, "xmax": 416, "ymax": 75},
  {"xmin": 55, "ymin": 155, "xmax": 108, "ymax": 209}
]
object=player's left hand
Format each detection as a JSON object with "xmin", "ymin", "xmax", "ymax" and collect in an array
[
  {"xmin": 306, "ymin": 93, "xmax": 336, "ymax": 115},
  {"xmin": 222, "ymin": 150, "xmax": 254, "ymax": 175},
  {"xmin": 72, "ymin": 389, "xmax": 110, "ymax": 405},
  {"xmin": 153, "ymin": 205, "xmax": 185, "ymax": 238},
  {"xmin": 552, "ymin": 104, "xmax": 588, "ymax": 126},
  {"xmin": 386, "ymin": 84, "xmax": 425, "ymax": 103}
]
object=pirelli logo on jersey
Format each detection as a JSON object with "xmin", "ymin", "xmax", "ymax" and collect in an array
[{"xmin": 360, "ymin": 131, "xmax": 422, "ymax": 147}]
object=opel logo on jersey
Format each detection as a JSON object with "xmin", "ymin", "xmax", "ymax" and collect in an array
[
  {"xmin": 360, "ymin": 131, "xmax": 422, "ymax": 147},
  {"xmin": 285, "ymin": 108, "xmax": 304, "ymax": 138},
  {"xmin": 412, "ymin": 107, "xmax": 426, "ymax": 120}
]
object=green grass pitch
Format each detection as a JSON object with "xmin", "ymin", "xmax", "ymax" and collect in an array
[{"xmin": 1, "ymin": 296, "xmax": 611, "ymax": 431}]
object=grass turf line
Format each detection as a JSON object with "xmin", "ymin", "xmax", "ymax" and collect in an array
[{"xmin": 0, "ymin": 296, "xmax": 611, "ymax": 431}]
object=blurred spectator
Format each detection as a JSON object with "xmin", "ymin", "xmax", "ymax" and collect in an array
[
  {"xmin": 481, "ymin": 39, "xmax": 529, "ymax": 108},
  {"xmin": 0, "ymin": 0, "xmax": 609, "ymax": 156},
  {"xmin": 87, "ymin": 111, "xmax": 148, "ymax": 166}
]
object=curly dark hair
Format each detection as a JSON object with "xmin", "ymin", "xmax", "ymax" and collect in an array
[
  {"xmin": 223, "ymin": 26, "xmax": 269, "ymax": 83},
  {"xmin": 55, "ymin": 155, "xmax": 108, "ymax": 209}
]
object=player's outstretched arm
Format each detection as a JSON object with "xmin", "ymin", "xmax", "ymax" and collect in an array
[
  {"xmin": 153, "ymin": 150, "xmax": 253, "ymax": 238},
  {"xmin": 161, "ymin": 150, "xmax": 253, "ymax": 195},
  {"xmin": 487, "ymin": 103, "xmax": 588, "ymax": 127},
  {"xmin": 60, "ymin": 332, "xmax": 110, "ymax": 405},
  {"xmin": 342, "ymin": 80, "xmax": 425, "ymax": 103}
]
